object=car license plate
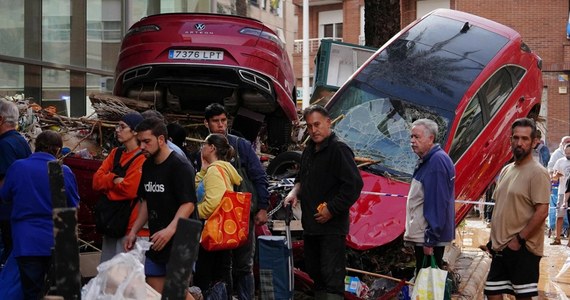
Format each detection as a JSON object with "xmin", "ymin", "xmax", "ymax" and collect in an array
[{"xmin": 168, "ymin": 50, "xmax": 224, "ymax": 61}]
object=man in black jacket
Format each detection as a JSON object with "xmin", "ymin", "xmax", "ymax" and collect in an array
[{"xmin": 285, "ymin": 105, "xmax": 363, "ymax": 300}]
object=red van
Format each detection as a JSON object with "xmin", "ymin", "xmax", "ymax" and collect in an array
[
  {"xmin": 324, "ymin": 9, "xmax": 543, "ymax": 250},
  {"xmin": 114, "ymin": 13, "xmax": 297, "ymax": 152}
]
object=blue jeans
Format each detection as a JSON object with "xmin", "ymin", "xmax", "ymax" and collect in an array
[
  {"xmin": 16, "ymin": 256, "xmax": 51, "ymax": 300},
  {"xmin": 303, "ymin": 234, "xmax": 346, "ymax": 296},
  {"xmin": 232, "ymin": 220, "xmax": 255, "ymax": 300},
  {"xmin": 549, "ymin": 186, "xmax": 569, "ymax": 229}
]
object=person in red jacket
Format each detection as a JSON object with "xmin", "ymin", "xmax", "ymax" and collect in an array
[{"xmin": 93, "ymin": 111, "xmax": 147, "ymax": 262}]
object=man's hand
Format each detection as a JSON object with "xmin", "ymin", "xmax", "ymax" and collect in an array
[
  {"xmin": 284, "ymin": 192, "xmax": 298, "ymax": 208},
  {"xmin": 314, "ymin": 206, "xmax": 332, "ymax": 223},
  {"xmin": 254, "ymin": 209, "xmax": 268, "ymax": 225},
  {"xmin": 123, "ymin": 232, "xmax": 137, "ymax": 252},
  {"xmin": 113, "ymin": 176, "xmax": 124, "ymax": 184},
  {"xmin": 507, "ymin": 236, "xmax": 522, "ymax": 251},
  {"xmin": 423, "ymin": 246, "xmax": 434, "ymax": 256},
  {"xmin": 150, "ymin": 227, "xmax": 176, "ymax": 251}
]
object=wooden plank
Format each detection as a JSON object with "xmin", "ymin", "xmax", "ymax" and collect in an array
[
  {"xmin": 48, "ymin": 161, "xmax": 81, "ymax": 298},
  {"xmin": 271, "ymin": 220, "xmax": 303, "ymax": 231},
  {"xmin": 53, "ymin": 207, "xmax": 82, "ymax": 298},
  {"xmin": 89, "ymin": 92, "xmax": 153, "ymax": 110},
  {"xmin": 48, "ymin": 161, "xmax": 66, "ymax": 208}
]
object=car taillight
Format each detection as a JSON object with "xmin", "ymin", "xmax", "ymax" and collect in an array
[
  {"xmin": 125, "ymin": 24, "xmax": 160, "ymax": 38},
  {"xmin": 239, "ymin": 27, "xmax": 284, "ymax": 49}
]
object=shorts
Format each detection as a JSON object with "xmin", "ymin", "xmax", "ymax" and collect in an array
[
  {"xmin": 144, "ymin": 257, "xmax": 166, "ymax": 277},
  {"xmin": 484, "ymin": 246, "xmax": 541, "ymax": 298},
  {"xmin": 556, "ymin": 194, "xmax": 567, "ymax": 218}
]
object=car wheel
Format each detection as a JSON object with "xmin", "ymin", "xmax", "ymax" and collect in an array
[{"xmin": 267, "ymin": 151, "xmax": 302, "ymax": 179}]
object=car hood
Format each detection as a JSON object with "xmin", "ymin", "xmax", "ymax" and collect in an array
[{"xmin": 348, "ymin": 170, "xmax": 409, "ymax": 250}]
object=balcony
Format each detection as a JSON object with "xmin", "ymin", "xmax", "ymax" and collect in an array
[
  {"xmin": 292, "ymin": 0, "xmax": 343, "ymax": 6},
  {"xmin": 293, "ymin": 37, "xmax": 343, "ymax": 54}
]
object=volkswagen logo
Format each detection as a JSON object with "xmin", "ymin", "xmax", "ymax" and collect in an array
[{"xmin": 195, "ymin": 23, "xmax": 206, "ymax": 31}]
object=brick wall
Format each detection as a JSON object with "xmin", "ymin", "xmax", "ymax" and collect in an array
[{"xmin": 343, "ymin": 0, "xmax": 363, "ymax": 45}]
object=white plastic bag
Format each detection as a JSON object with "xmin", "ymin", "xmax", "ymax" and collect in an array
[
  {"xmin": 82, "ymin": 239, "xmax": 152, "ymax": 300},
  {"xmin": 411, "ymin": 256, "xmax": 447, "ymax": 300}
]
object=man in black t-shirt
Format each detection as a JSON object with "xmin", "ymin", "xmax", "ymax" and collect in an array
[{"xmin": 124, "ymin": 117, "xmax": 197, "ymax": 295}]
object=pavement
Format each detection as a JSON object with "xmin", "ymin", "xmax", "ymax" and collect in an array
[{"xmin": 457, "ymin": 217, "xmax": 570, "ymax": 299}]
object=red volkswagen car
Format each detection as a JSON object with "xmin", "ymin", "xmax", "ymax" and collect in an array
[
  {"xmin": 324, "ymin": 9, "xmax": 543, "ymax": 250},
  {"xmin": 114, "ymin": 13, "xmax": 297, "ymax": 152}
]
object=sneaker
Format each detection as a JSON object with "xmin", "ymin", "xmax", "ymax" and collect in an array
[{"xmin": 550, "ymin": 239, "xmax": 562, "ymax": 245}]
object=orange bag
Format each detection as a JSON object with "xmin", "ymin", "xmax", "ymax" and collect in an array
[{"xmin": 200, "ymin": 166, "xmax": 252, "ymax": 251}]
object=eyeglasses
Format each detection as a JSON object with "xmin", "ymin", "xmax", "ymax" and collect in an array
[{"xmin": 115, "ymin": 124, "xmax": 129, "ymax": 131}]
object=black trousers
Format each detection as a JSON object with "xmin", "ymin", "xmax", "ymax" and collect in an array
[
  {"xmin": 16, "ymin": 256, "xmax": 51, "ymax": 300},
  {"xmin": 194, "ymin": 245, "xmax": 233, "ymax": 300},
  {"xmin": 304, "ymin": 234, "xmax": 346, "ymax": 296},
  {"xmin": 0, "ymin": 221, "xmax": 12, "ymax": 265}
]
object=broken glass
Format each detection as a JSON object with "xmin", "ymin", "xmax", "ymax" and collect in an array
[{"xmin": 330, "ymin": 92, "xmax": 449, "ymax": 179}]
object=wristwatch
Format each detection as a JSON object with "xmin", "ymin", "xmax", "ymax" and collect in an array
[{"xmin": 516, "ymin": 233, "xmax": 526, "ymax": 245}]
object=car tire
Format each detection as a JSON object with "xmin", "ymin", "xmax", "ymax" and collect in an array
[{"xmin": 266, "ymin": 151, "xmax": 302, "ymax": 179}]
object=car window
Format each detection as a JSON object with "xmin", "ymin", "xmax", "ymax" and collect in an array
[
  {"xmin": 508, "ymin": 65, "xmax": 526, "ymax": 81},
  {"xmin": 328, "ymin": 83, "xmax": 450, "ymax": 179},
  {"xmin": 449, "ymin": 94, "xmax": 484, "ymax": 162},
  {"xmin": 482, "ymin": 68, "xmax": 514, "ymax": 117}
]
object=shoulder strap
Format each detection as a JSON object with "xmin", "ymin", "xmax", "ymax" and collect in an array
[
  {"xmin": 113, "ymin": 147, "xmax": 125, "ymax": 169},
  {"xmin": 214, "ymin": 165, "xmax": 231, "ymax": 190},
  {"xmin": 121, "ymin": 150, "xmax": 143, "ymax": 171},
  {"xmin": 234, "ymin": 138, "xmax": 244, "ymax": 169}
]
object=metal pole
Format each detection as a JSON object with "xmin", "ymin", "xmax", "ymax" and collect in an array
[{"xmin": 302, "ymin": 0, "xmax": 310, "ymax": 109}]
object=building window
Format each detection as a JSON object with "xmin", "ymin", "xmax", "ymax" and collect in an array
[
  {"xmin": 318, "ymin": 10, "xmax": 343, "ymax": 39},
  {"xmin": 323, "ymin": 23, "xmax": 343, "ymax": 39},
  {"xmin": 269, "ymin": 0, "xmax": 281, "ymax": 16},
  {"xmin": 43, "ymin": 16, "xmax": 71, "ymax": 42},
  {"xmin": 87, "ymin": 21, "xmax": 122, "ymax": 42}
]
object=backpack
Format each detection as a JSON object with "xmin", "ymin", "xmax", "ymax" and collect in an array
[
  {"xmin": 94, "ymin": 147, "xmax": 142, "ymax": 238},
  {"xmin": 233, "ymin": 137, "xmax": 259, "ymax": 216}
]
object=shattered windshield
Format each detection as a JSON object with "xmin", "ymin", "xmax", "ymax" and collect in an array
[{"xmin": 329, "ymin": 85, "xmax": 449, "ymax": 179}]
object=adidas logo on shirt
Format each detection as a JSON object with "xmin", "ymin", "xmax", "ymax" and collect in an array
[{"xmin": 144, "ymin": 182, "xmax": 165, "ymax": 192}]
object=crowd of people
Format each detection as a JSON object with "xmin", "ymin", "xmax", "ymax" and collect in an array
[
  {"xmin": 0, "ymin": 94, "xmax": 565, "ymax": 299},
  {"xmin": 0, "ymin": 99, "xmax": 267, "ymax": 299}
]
